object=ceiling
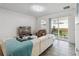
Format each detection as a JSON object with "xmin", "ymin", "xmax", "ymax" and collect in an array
[{"xmin": 0, "ymin": 3, "xmax": 76, "ymax": 17}]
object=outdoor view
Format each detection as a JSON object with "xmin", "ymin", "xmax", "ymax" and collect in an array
[{"xmin": 51, "ymin": 17, "xmax": 68, "ymax": 39}]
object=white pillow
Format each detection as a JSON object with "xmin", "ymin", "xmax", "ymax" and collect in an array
[{"xmin": 23, "ymin": 36, "xmax": 30, "ymax": 40}]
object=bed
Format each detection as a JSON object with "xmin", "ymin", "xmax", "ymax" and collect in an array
[{"xmin": 0, "ymin": 26, "xmax": 54, "ymax": 56}]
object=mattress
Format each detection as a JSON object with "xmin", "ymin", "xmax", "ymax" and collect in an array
[{"xmin": 31, "ymin": 39, "xmax": 40, "ymax": 56}]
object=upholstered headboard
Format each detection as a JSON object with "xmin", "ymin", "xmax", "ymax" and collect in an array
[
  {"xmin": 17, "ymin": 26, "xmax": 31, "ymax": 38},
  {"xmin": 0, "ymin": 40, "xmax": 6, "ymax": 56}
]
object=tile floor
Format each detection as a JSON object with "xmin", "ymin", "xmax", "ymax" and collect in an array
[{"xmin": 40, "ymin": 39, "xmax": 76, "ymax": 56}]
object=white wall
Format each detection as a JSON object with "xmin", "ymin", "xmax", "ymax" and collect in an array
[
  {"xmin": 36, "ymin": 9, "xmax": 75, "ymax": 44},
  {"xmin": 36, "ymin": 17, "xmax": 50, "ymax": 33},
  {"xmin": 68, "ymin": 16, "xmax": 75, "ymax": 44},
  {"xmin": 75, "ymin": 4, "xmax": 79, "ymax": 55},
  {"xmin": 0, "ymin": 8, "xmax": 36, "ymax": 40}
]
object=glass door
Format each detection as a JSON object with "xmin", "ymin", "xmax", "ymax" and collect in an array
[
  {"xmin": 51, "ymin": 18, "xmax": 59, "ymax": 38},
  {"xmin": 51, "ymin": 17, "xmax": 68, "ymax": 40},
  {"xmin": 58, "ymin": 17, "xmax": 68, "ymax": 40}
]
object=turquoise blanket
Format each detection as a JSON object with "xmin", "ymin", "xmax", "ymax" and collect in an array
[{"xmin": 5, "ymin": 38, "xmax": 33, "ymax": 56}]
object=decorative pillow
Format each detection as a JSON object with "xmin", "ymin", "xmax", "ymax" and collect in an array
[
  {"xmin": 16, "ymin": 36, "xmax": 33, "ymax": 42},
  {"xmin": 36, "ymin": 29, "xmax": 47, "ymax": 37},
  {"xmin": 16, "ymin": 36, "xmax": 23, "ymax": 42}
]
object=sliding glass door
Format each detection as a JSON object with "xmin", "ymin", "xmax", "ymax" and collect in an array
[
  {"xmin": 51, "ymin": 17, "xmax": 68, "ymax": 40},
  {"xmin": 58, "ymin": 17, "xmax": 68, "ymax": 40},
  {"xmin": 51, "ymin": 18, "xmax": 59, "ymax": 38}
]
